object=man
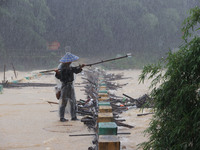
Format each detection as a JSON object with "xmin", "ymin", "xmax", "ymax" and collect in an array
[{"xmin": 55, "ymin": 52, "xmax": 85, "ymax": 122}]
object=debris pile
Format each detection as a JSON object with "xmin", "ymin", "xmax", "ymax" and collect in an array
[{"xmin": 75, "ymin": 68, "xmax": 154, "ymax": 150}]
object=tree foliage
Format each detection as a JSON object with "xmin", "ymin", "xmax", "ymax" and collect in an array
[
  {"xmin": 139, "ymin": 6, "xmax": 200, "ymax": 150},
  {"xmin": 0, "ymin": 0, "xmax": 198, "ymax": 69},
  {"xmin": 0, "ymin": 0, "xmax": 52, "ymax": 69},
  {"xmin": 0, "ymin": 0, "xmax": 51, "ymax": 51},
  {"xmin": 46, "ymin": 0, "xmax": 188, "ymax": 57}
]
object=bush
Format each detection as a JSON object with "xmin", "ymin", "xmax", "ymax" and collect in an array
[{"xmin": 139, "ymin": 6, "xmax": 200, "ymax": 150}]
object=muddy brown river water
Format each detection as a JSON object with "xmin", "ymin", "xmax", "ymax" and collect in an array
[{"xmin": 0, "ymin": 69, "xmax": 152, "ymax": 150}]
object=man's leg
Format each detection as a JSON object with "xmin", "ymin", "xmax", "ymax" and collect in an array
[
  {"xmin": 59, "ymin": 86, "xmax": 68, "ymax": 122},
  {"xmin": 70, "ymin": 86, "xmax": 77, "ymax": 120},
  {"xmin": 59, "ymin": 99, "xmax": 67, "ymax": 119}
]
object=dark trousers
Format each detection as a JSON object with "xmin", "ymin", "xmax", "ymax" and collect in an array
[{"xmin": 59, "ymin": 83, "xmax": 77, "ymax": 119}]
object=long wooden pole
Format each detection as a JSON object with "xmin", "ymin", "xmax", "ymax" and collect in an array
[
  {"xmin": 46, "ymin": 101, "xmax": 59, "ymax": 105},
  {"xmin": 39, "ymin": 69, "xmax": 56, "ymax": 73},
  {"xmin": 11, "ymin": 63, "xmax": 17, "ymax": 79},
  {"xmin": 3, "ymin": 64, "xmax": 6, "ymax": 83},
  {"xmin": 69, "ymin": 132, "xmax": 131, "ymax": 137},
  {"xmin": 39, "ymin": 53, "xmax": 132, "ymax": 73},
  {"xmin": 85, "ymin": 53, "xmax": 131, "ymax": 67}
]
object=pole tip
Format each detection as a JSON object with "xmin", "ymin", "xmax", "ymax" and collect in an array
[{"xmin": 127, "ymin": 53, "xmax": 132, "ymax": 57}]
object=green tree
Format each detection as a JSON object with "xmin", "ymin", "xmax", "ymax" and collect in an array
[
  {"xmin": 139, "ymin": 6, "xmax": 200, "ymax": 150},
  {"xmin": 0, "ymin": 0, "xmax": 10, "ymax": 58},
  {"xmin": 0, "ymin": 0, "xmax": 51, "ymax": 51},
  {"xmin": 0, "ymin": 0, "xmax": 52, "ymax": 69},
  {"xmin": 46, "ymin": 0, "xmax": 188, "ymax": 58}
]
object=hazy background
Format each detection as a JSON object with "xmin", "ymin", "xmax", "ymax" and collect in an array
[{"xmin": 0, "ymin": 0, "xmax": 199, "ymax": 70}]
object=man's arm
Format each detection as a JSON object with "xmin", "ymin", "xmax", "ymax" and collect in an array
[
  {"xmin": 72, "ymin": 64, "xmax": 85, "ymax": 74},
  {"xmin": 55, "ymin": 70, "xmax": 61, "ymax": 79}
]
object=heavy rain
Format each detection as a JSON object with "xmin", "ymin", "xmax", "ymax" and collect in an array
[{"xmin": 0, "ymin": 0, "xmax": 200, "ymax": 150}]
